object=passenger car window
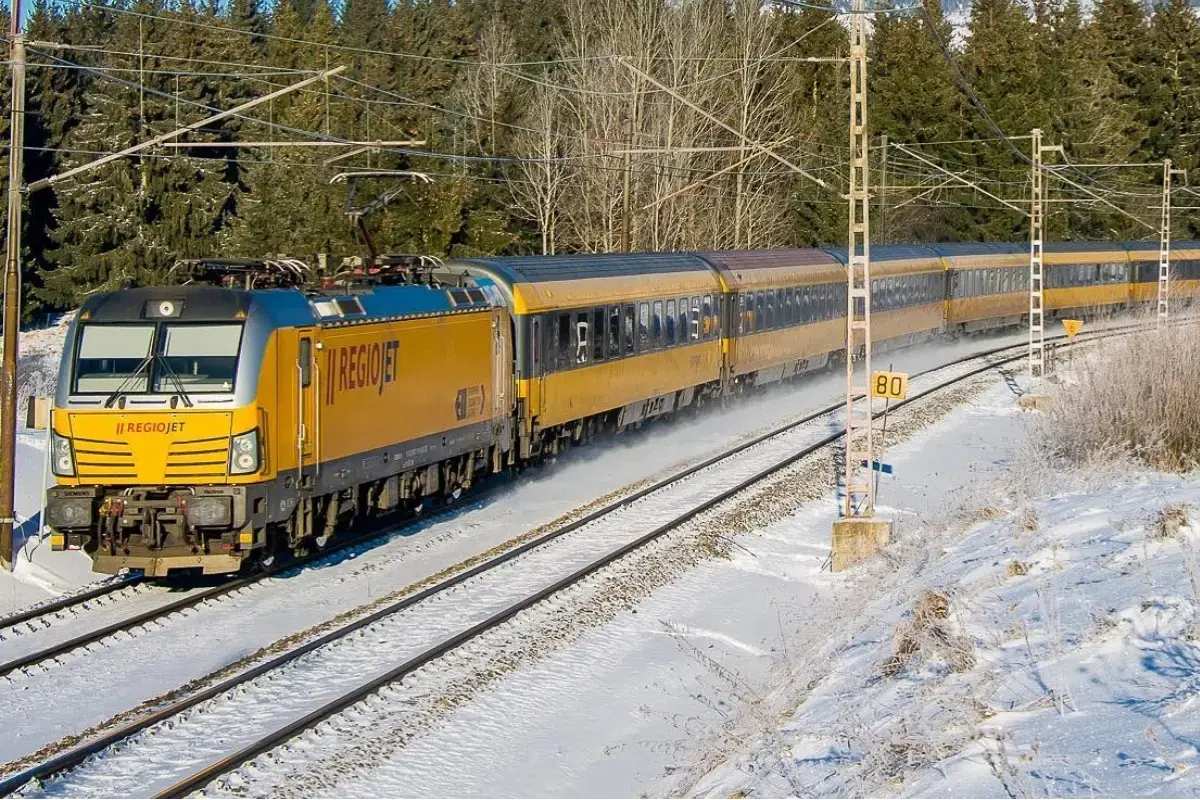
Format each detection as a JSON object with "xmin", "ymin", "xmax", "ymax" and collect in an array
[
  {"xmin": 592, "ymin": 308, "xmax": 605, "ymax": 362},
  {"xmin": 638, "ymin": 302, "xmax": 650, "ymax": 352},
  {"xmin": 624, "ymin": 305, "xmax": 636, "ymax": 356},
  {"xmin": 608, "ymin": 306, "xmax": 621, "ymax": 357},
  {"xmin": 666, "ymin": 299, "xmax": 677, "ymax": 345},
  {"xmin": 532, "ymin": 318, "xmax": 542, "ymax": 375},
  {"xmin": 574, "ymin": 312, "xmax": 589, "ymax": 364},
  {"xmin": 652, "ymin": 301, "xmax": 663, "ymax": 348},
  {"xmin": 557, "ymin": 314, "xmax": 571, "ymax": 368}
]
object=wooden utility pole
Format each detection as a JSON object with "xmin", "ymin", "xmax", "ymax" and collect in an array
[
  {"xmin": 0, "ymin": 63, "xmax": 345, "ymax": 570},
  {"xmin": 0, "ymin": 7, "xmax": 26, "ymax": 572},
  {"xmin": 878, "ymin": 134, "xmax": 888, "ymax": 244},
  {"xmin": 621, "ymin": 113, "xmax": 632, "ymax": 253}
]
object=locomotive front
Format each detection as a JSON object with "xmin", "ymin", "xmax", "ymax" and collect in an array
[{"xmin": 45, "ymin": 286, "xmax": 271, "ymax": 576}]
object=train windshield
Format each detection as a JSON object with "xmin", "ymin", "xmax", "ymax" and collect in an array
[
  {"xmin": 73, "ymin": 322, "xmax": 244, "ymax": 395},
  {"xmin": 74, "ymin": 324, "xmax": 155, "ymax": 393},
  {"xmin": 154, "ymin": 324, "xmax": 243, "ymax": 394}
]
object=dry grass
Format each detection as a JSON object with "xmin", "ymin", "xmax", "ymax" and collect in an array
[
  {"xmin": 881, "ymin": 589, "xmax": 975, "ymax": 677},
  {"xmin": 1153, "ymin": 504, "xmax": 1191, "ymax": 539},
  {"xmin": 1042, "ymin": 322, "xmax": 1200, "ymax": 472}
]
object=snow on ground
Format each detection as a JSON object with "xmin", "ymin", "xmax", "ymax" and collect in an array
[
  {"xmin": 270, "ymin": 360, "xmax": 1034, "ymax": 797},
  {"xmin": 0, "ymin": 314, "xmax": 95, "ymax": 614},
  {"xmin": 292, "ymin": 364, "xmax": 1200, "ymax": 799}
]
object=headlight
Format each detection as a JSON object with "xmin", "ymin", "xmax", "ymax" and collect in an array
[
  {"xmin": 47, "ymin": 497, "xmax": 92, "ymax": 528},
  {"xmin": 51, "ymin": 431, "xmax": 75, "ymax": 477},
  {"xmin": 185, "ymin": 496, "xmax": 232, "ymax": 527},
  {"xmin": 229, "ymin": 429, "xmax": 260, "ymax": 475}
]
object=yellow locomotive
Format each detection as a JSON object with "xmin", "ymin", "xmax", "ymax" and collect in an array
[
  {"xmin": 47, "ymin": 259, "xmax": 512, "ymax": 576},
  {"xmin": 45, "ymin": 241, "xmax": 1200, "ymax": 576}
]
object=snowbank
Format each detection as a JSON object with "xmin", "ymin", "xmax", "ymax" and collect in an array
[
  {"xmin": 0, "ymin": 316, "xmax": 91, "ymax": 611},
  {"xmin": 681, "ymin": 461, "xmax": 1200, "ymax": 798}
]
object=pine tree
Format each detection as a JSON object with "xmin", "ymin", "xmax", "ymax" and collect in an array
[
  {"xmin": 869, "ymin": 0, "xmax": 965, "ymax": 241},
  {"xmin": 226, "ymin": 0, "xmax": 354, "ymax": 259},
  {"xmin": 777, "ymin": 1, "xmax": 848, "ymax": 247},
  {"xmin": 958, "ymin": 0, "xmax": 1043, "ymax": 241},
  {"xmin": 1037, "ymin": 0, "xmax": 1140, "ymax": 238},
  {"xmin": 1092, "ymin": 0, "xmax": 1154, "ymax": 153},
  {"xmin": 1147, "ymin": 0, "xmax": 1199, "ymax": 164}
]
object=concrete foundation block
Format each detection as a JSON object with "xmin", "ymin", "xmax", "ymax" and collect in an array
[{"xmin": 831, "ymin": 518, "xmax": 893, "ymax": 572}]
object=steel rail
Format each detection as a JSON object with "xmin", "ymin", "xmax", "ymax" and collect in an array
[
  {"xmin": 0, "ymin": 318, "xmax": 1169, "ymax": 797},
  {"xmin": 0, "ymin": 490, "xmax": 496, "ymax": 680},
  {"xmin": 0, "ymin": 575, "xmax": 141, "ymax": 631}
]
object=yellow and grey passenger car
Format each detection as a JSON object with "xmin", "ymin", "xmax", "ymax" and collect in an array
[
  {"xmin": 826, "ymin": 245, "xmax": 946, "ymax": 348},
  {"xmin": 455, "ymin": 254, "xmax": 725, "ymax": 458},
  {"xmin": 1128, "ymin": 241, "xmax": 1200, "ymax": 305},
  {"xmin": 702, "ymin": 249, "xmax": 846, "ymax": 388}
]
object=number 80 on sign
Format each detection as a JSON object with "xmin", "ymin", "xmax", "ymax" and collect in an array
[{"xmin": 870, "ymin": 371, "xmax": 908, "ymax": 401}]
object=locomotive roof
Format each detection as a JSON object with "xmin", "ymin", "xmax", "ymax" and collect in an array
[
  {"xmin": 76, "ymin": 280, "xmax": 500, "ymax": 329},
  {"xmin": 79, "ymin": 285, "xmax": 255, "ymax": 323}
]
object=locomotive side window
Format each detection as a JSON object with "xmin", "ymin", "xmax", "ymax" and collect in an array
[
  {"xmin": 666, "ymin": 299, "xmax": 677, "ymax": 345},
  {"xmin": 593, "ymin": 308, "xmax": 606, "ymax": 362},
  {"xmin": 299, "ymin": 337, "xmax": 312, "ymax": 388}
]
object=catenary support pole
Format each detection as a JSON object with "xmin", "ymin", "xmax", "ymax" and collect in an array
[{"xmin": 843, "ymin": 0, "xmax": 875, "ymax": 519}]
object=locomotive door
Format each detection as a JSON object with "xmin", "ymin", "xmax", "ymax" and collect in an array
[
  {"xmin": 295, "ymin": 328, "xmax": 318, "ymax": 482},
  {"xmin": 492, "ymin": 312, "xmax": 509, "ymax": 427}
]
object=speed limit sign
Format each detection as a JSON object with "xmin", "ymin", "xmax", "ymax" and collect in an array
[{"xmin": 870, "ymin": 370, "xmax": 908, "ymax": 400}]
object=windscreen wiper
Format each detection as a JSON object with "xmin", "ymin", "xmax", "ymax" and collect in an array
[
  {"xmin": 154, "ymin": 356, "xmax": 195, "ymax": 408},
  {"xmin": 103, "ymin": 354, "xmax": 154, "ymax": 408}
]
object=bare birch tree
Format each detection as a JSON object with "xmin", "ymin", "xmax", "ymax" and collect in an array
[{"xmin": 510, "ymin": 83, "xmax": 569, "ymax": 254}]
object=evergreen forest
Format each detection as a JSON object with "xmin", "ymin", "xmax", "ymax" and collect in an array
[{"xmin": 4, "ymin": 0, "xmax": 1199, "ymax": 315}]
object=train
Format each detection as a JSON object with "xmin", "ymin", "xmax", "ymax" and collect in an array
[{"xmin": 44, "ymin": 240, "xmax": 1200, "ymax": 577}]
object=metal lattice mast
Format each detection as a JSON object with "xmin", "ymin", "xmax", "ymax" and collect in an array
[
  {"xmin": 1159, "ymin": 159, "xmax": 1174, "ymax": 322},
  {"xmin": 1028, "ymin": 128, "xmax": 1045, "ymax": 381},
  {"xmin": 844, "ymin": 0, "xmax": 874, "ymax": 518}
]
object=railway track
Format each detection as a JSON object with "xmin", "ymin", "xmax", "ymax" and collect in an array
[
  {"xmin": 0, "ymin": 574, "xmax": 142, "ymax": 633},
  {"xmin": 1, "ymin": 327, "xmax": 1123, "ymax": 799},
  {"xmin": 0, "ymin": 470, "xmax": 522, "ymax": 682}
]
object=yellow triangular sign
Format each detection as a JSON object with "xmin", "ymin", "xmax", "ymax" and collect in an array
[{"xmin": 1062, "ymin": 319, "xmax": 1083, "ymax": 341}]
